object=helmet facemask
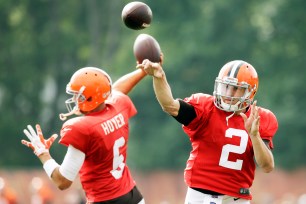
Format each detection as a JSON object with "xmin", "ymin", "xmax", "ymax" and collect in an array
[
  {"xmin": 213, "ymin": 77, "xmax": 255, "ymax": 112},
  {"xmin": 59, "ymin": 86, "xmax": 85, "ymax": 120}
]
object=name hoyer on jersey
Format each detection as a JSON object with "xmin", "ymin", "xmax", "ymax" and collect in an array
[{"xmin": 100, "ymin": 113, "xmax": 126, "ymax": 135}]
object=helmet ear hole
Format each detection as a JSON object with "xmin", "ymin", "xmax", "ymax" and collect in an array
[{"xmin": 87, "ymin": 97, "xmax": 92, "ymax": 102}]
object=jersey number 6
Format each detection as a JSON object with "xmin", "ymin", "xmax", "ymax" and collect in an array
[{"xmin": 110, "ymin": 137, "xmax": 126, "ymax": 179}]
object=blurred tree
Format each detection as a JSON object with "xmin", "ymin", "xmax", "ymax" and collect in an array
[{"xmin": 0, "ymin": 0, "xmax": 305, "ymax": 171}]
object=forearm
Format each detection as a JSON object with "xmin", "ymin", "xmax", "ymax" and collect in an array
[
  {"xmin": 251, "ymin": 135, "xmax": 274, "ymax": 173},
  {"xmin": 113, "ymin": 68, "xmax": 147, "ymax": 94},
  {"xmin": 38, "ymin": 153, "xmax": 72, "ymax": 190},
  {"xmin": 153, "ymin": 72, "xmax": 179, "ymax": 116},
  {"xmin": 38, "ymin": 146, "xmax": 85, "ymax": 190}
]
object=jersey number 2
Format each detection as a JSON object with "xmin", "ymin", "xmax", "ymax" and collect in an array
[
  {"xmin": 110, "ymin": 137, "xmax": 126, "ymax": 179},
  {"xmin": 219, "ymin": 128, "xmax": 248, "ymax": 170}
]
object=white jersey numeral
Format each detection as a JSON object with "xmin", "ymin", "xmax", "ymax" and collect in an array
[
  {"xmin": 110, "ymin": 137, "xmax": 126, "ymax": 179},
  {"xmin": 219, "ymin": 128, "xmax": 248, "ymax": 170}
]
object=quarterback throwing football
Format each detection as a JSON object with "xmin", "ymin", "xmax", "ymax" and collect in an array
[{"xmin": 138, "ymin": 59, "xmax": 278, "ymax": 204}]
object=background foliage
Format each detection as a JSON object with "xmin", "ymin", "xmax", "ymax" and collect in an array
[{"xmin": 1, "ymin": 0, "xmax": 305, "ymax": 171}]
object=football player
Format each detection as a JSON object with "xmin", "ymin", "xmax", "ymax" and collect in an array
[
  {"xmin": 138, "ymin": 59, "xmax": 278, "ymax": 204},
  {"xmin": 21, "ymin": 67, "xmax": 147, "ymax": 204}
]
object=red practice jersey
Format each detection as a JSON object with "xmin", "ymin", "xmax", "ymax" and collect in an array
[
  {"xmin": 59, "ymin": 91, "xmax": 137, "ymax": 202},
  {"xmin": 182, "ymin": 93, "xmax": 278, "ymax": 200}
]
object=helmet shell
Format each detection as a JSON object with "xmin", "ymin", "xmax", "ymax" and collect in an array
[{"xmin": 67, "ymin": 67, "xmax": 112, "ymax": 112}]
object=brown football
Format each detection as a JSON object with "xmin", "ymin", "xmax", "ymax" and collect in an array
[
  {"xmin": 121, "ymin": 1, "xmax": 152, "ymax": 30},
  {"xmin": 133, "ymin": 34, "xmax": 161, "ymax": 63}
]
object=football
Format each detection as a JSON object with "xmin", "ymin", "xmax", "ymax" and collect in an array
[
  {"xmin": 133, "ymin": 33, "xmax": 161, "ymax": 63},
  {"xmin": 121, "ymin": 1, "xmax": 152, "ymax": 30}
]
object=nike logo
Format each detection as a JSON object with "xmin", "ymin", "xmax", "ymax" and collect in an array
[{"xmin": 234, "ymin": 198, "xmax": 240, "ymax": 201}]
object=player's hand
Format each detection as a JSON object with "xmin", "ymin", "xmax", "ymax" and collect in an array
[
  {"xmin": 21, "ymin": 124, "xmax": 58, "ymax": 156},
  {"xmin": 160, "ymin": 52, "xmax": 164, "ymax": 65},
  {"xmin": 137, "ymin": 59, "xmax": 164, "ymax": 78},
  {"xmin": 136, "ymin": 52, "xmax": 164, "ymax": 66},
  {"xmin": 240, "ymin": 101, "xmax": 260, "ymax": 137}
]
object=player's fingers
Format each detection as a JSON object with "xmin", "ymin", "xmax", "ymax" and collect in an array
[
  {"xmin": 23, "ymin": 129, "xmax": 33, "ymax": 141},
  {"xmin": 141, "ymin": 61, "xmax": 155, "ymax": 75},
  {"xmin": 152, "ymin": 62, "xmax": 160, "ymax": 68},
  {"xmin": 240, "ymin": 113, "xmax": 247, "ymax": 122},
  {"xmin": 35, "ymin": 124, "xmax": 46, "ymax": 143},
  {"xmin": 28, "ymin": 125, "xmax": 37, "ymax": 137},
  {"xmin": 46, "ymin": 134, "xmax": 58, "ymax": 147},
  {"xmin": 50, "ymin": 134, "xmax": 58, "ymax": 142},
  {"xmin": 143, "ymin": 60, "xmax": 152, "ymax": 69},
  {"xmin": 21, "ymin": 140, "xmax": 30, "ymax": 147},
  {"xmin": 249, "ymin": 100, "xmax": 256, "ymax": 116},
  {"xmin": 255, "ymin": 116, "xmax": 260, "ymax": 128},
  {"xmin": 252, "ymin": 101, "xmax": 257, "ymax": 114},
  {"xmin": 251, "ymin": 115, "xmax": 260, "ymax": 136},
  {"xmin": 136, "ymin": 63, "xmax": 143, "ymax": 69},
  {"xmin": 21, "ymin": 140, "xmax": 35, "ymax": 150},
  {"xmin": 160, "ymin": 52, "xmax": 164, "ymax": 65},
  {"xmin": 28, "ymin": 143, "xmax": 35, "ymax": 150},
  {"xmin": 142, "ymin": 59, "xmax": 150, "ymax": 66},
  {"xmin": 35, "ymin": 124, "xmax": 43, "ymax": 137},
  {"xmin": 254, "ymin": 106, "xmax": 259, "ymax": 118},
  {"xmin": 140, "ymin": 61, "xmax": 148, "ymax": 68}
]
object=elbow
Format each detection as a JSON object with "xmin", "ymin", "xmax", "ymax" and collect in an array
[
  {"xmin": 57, "ymin": 182, "xmax": 72, "ymax": 191},
  {"xmin": 263, "ymin": 165, "xmax": 274, "ymax": 173},
  {"xmin": 260, "ymin": 162, "xmax": 274, "ymax": 173},
  {"xmin": 55, "ymin": 177, "xmax": 73, "ymax": 190},
  {"xmin": 160, "ymin": 101, "xmax": 179, "ymax": 116},
  {"xmin": 50, "ymin": 168, "xmax": 74, "ymax": 190},
  {"xmin": 162, "ymin": 106, "xmax": 178, "ymax": 116}
]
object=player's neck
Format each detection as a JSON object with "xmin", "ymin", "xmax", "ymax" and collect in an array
[{"xmin": 83, "ymin": 103, "xmax": 106, "ymax": 115}]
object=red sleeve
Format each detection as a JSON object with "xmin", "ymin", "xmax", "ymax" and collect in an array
[
  {"xmin": 109, "ymin": 90, "xmax": 137, "ymax": 118},
  {"xmin": 182, "ymin": 93, "xmax": 214, "ymax": 138},
  {"xmin": 259, "ymin": 108, "xmax": 278, "ymax": 149},
  {"xmin": 59, "ymin": 118, "xmax": 89, "ymax": 153}
]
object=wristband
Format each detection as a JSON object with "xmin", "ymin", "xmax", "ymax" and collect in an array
[{"xmin": 43, "ymin": 159, "xmax": 59, "ymax": 178}]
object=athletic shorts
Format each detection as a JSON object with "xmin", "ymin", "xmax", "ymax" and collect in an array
[{"xmin": 91, "ymin": 186, "xmax": 144, "ymax": 204}]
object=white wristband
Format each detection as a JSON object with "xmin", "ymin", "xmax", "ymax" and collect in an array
[{"xmin": 43, "ymin": 159, "xmax": 59, "ymax": 178}]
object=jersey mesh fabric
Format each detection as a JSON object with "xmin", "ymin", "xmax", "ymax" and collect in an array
[
  {"xmin": 182, "ymin": 93, "xmax": 278, "ymax": 200},
  {"xmin": 59, "ymin": 91, "xmax": 137, "ymax": 202}
]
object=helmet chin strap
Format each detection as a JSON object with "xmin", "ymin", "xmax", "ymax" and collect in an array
[
  {"xmin": 220, "ymin": 99, "xmax": 241, "ymax": 112},
  {"xmin": 59, "ymin": 107, "xmax": 81, "ymax": 121},
  {"xmin": 220, "ymin": 99, "xmax": 240, "ymax": 126},
  {"xmin": 225, "ymin": 112, "xmax": 235, "ymax": 126}
]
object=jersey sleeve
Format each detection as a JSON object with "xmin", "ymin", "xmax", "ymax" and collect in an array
[
  {"xmin": 59, "ymin": 118, "xmax": 89, "ymax": 153},
  {"xmin": 259, "ymin": 108, "xmax": 278, "ymax": 149},
  {"xmin": 182, "ymin": 93, "xmax": 214, "ymax": 138},
  {"xmin": 110, "ymin": 90, "xmax": 137, "ymax": 119}
]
